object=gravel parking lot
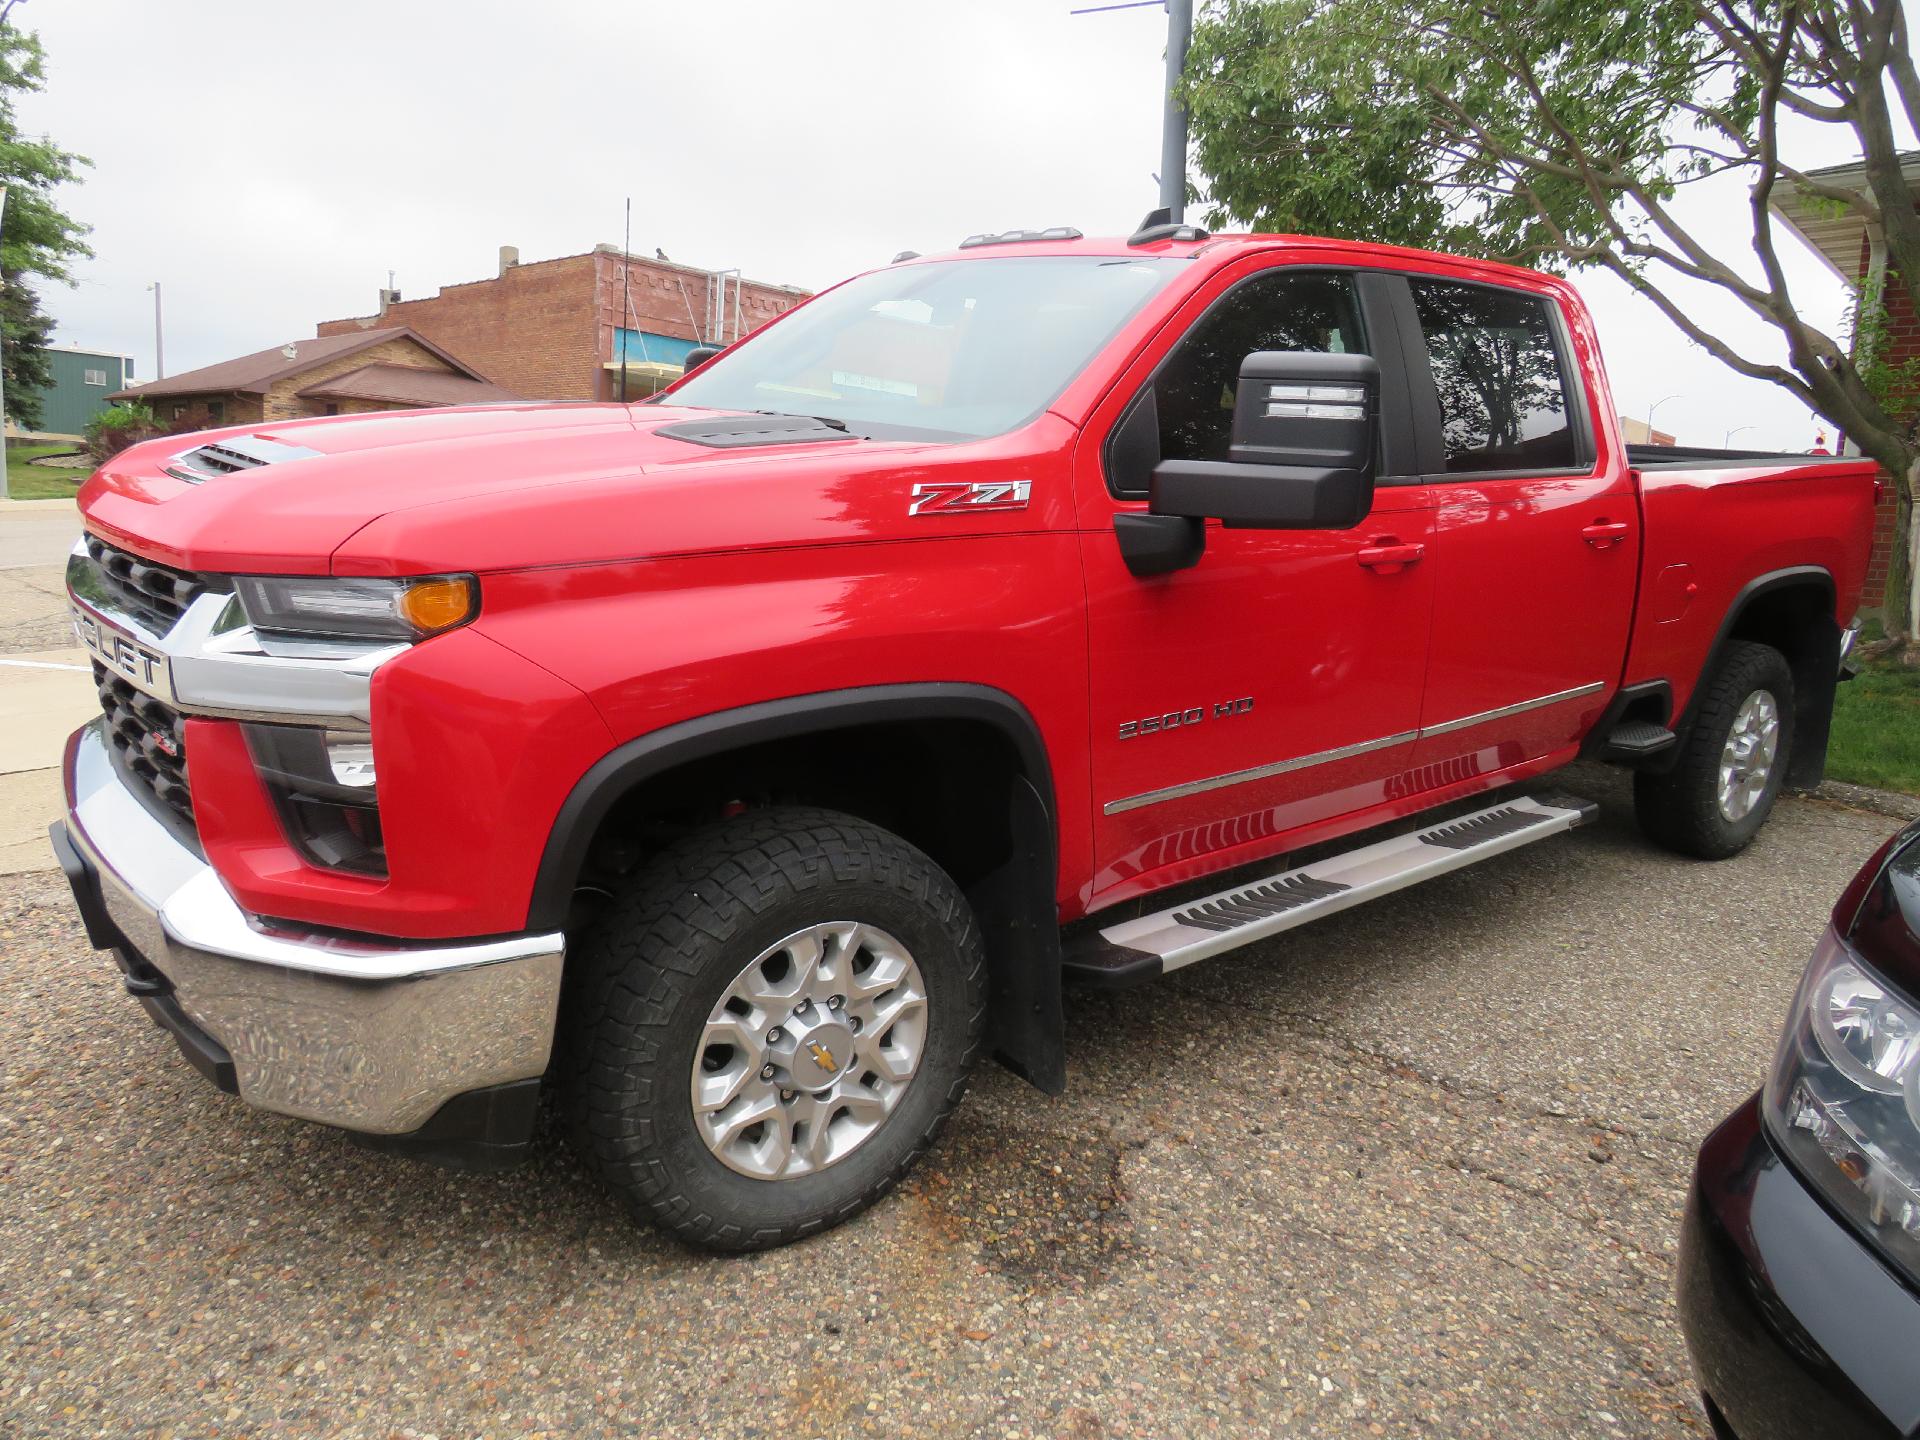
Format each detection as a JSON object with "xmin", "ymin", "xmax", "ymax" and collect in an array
[{"xmin": 2, "ymin": 762, "xmax": 1909, "ymax": 1440}]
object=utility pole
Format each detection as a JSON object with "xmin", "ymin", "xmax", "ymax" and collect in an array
[
  {"xmin": 619, "ymin": 198, "xmax": 631, "ymax": 403},
  {"xmin": 1071, "ymin": 0, "xmax": 1193, "ymax": 222},
  {"xmin": 0, "ymin": 183, "xmax": 9, "ymax": 500},
  {"xmin": 149, "ymin": 282, "xmax": 165, "ymax": 380},
  {"xmin": 1160, "ymin": 0, "xmax": 1192, "ymax": 223}
]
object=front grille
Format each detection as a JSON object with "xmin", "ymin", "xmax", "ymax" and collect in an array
[
  {"xmin": 94, "ymin": 662, "xmax": 194, "ymax": 828},
  {"xmin": 83, "ymin": 535, "xmax": 215, "ymax": 633}
]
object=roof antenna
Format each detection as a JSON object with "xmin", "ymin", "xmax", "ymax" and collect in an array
[{"xmin": 619, "ymin": 198, "xmax": 631, "ymax": 404}]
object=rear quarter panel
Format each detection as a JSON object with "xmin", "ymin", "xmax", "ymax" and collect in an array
[{"xmin": 1627, "ymin": 459, "xmax": 1879, "ymax": 716}]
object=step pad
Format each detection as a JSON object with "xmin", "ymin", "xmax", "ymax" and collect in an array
[
  {"xmin": 1604, "ymin": 720, "xmax": 1676, "ymax": 755},
  {"xmin": 1171, "ymin": 874, "xmax": 1352, "ymax": 933},
  {"xmin": 1064, "ymin": 795, "xmax": 1596, "ymax": 987}
]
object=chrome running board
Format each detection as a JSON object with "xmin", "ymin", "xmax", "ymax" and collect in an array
[{"xmin": 1063, "ymin": 795, "xmax": 1598, "ymax": 987}]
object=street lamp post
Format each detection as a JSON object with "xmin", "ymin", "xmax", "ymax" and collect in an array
[
  {"xmin": 1724, "ymin": 424, "xmax": 1756, "ymax": 448},
  {"xmin": 1648, "ymin": 393, "xmax": 1683, "ymax": 442}
]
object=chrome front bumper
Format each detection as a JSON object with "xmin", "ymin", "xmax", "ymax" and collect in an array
[{"xmin": 56, "ymin": 719, "xmax": 565, "ymax": 1135}]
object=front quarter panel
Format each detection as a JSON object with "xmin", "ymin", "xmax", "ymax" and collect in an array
[{"xmin": 473, "ymin": 527, "xmax": 1095, "ymax": 917}]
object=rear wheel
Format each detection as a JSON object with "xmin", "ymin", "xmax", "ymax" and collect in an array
[
  {"xmin": 561, "ymin": 807, "xmax": 986, "ymax": 1251},
  {"xmin": 1634, "ymin": 640, "xmax": 1794, "ymax": 860}
]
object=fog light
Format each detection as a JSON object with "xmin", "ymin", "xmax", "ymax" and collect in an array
[
  {"xmin": 325, "ymin": 734, "xmax": 376, "ymax": 788},
  {"xmin": 243, "ymin": 723, "xmax": 386, "ymax": 876}
]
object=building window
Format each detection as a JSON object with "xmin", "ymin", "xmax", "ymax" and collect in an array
[
  {"xmin": 206, "ymin": 400, "xmax": 225, "ymax": 424},
  {"xmin": 323, "ymin": 403, "xmax": 339, "ymax": 416},
  {"xmin": 83, "ymin": 368, "xmax": 107, "ymax": 386},
  {"xmin": 171, "ymin": 405, "xmax": 186, "ymax": 421}
]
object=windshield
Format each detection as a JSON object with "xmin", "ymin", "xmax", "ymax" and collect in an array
[{"xmin": 658, "ymin": 255, "xmax": 1178, "ymax": 442}]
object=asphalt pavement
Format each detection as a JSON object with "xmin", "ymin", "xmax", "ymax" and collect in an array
[{"xmin": 2, "ymin": 760, "xmax": 1907, "ymax": 1439}]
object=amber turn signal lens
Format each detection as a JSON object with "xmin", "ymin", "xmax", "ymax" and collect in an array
[{"xmin": 395, "ymin": 576, "xmax": 476, "ymax": 635}]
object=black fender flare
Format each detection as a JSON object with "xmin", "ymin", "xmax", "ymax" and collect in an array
[
  {"xmin": 1667, "ymin": 564, "xmax": 1839, "ymax": 787},
  {"xmin": 528, "ymin": 682, "xmax": 1068, "ymax": 1094}
]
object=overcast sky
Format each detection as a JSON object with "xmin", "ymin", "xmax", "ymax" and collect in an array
[{"xmin": 24, "ymin": 0, "xmax": 1892, "ymax": 452}]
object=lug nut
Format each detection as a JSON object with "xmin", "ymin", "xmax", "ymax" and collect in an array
[
  {"xmin": 760, "ymin": 1064, "xmax": 776, "ymax": 1081},
  {"xmin": 828, "ymin": 995, "xmax": 844, "ymax": 1010},
  {"xmin": 766, "ymin": 1027, "xmax": 782, "ymax": 1043},
  {"xmin": 781, "ymin": 1090, "xmax": 795, "ymax": 1102},
  {"xmin": 849, "ymin": 1017, "xmax": 862, "ymax": 1033}
]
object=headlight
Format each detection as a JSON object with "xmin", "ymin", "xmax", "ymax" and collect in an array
[
  {"xmin": 234, "ymin": 574, "xmax": 476, "ymax": 642},
  {"xmin": 1764, "ymin": 927, "xmax": 1920, "ymax": 1273}
]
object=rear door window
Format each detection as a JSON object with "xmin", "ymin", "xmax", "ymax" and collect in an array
[{"xmin": 1407, "ymin": 279, "xmax": 1579, "ymax": 473}]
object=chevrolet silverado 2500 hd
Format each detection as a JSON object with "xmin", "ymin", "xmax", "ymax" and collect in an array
[{"xmin": 50, "ymin": 216, "xmax": 1879, "ymax": 1250}]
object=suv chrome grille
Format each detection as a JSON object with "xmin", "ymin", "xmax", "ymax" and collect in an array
[
  {"xmin": 94, "ymin": 662, "xmax": 194, "ymax": 828},
  {"xmin": 82, "ymin": 535, "xmax": 214, "ymax": 633}
]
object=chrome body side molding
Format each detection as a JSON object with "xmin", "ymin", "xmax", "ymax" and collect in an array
[{"xmin": 1103, "ymin": 681, "xmax": 1607, "ymax": 815}]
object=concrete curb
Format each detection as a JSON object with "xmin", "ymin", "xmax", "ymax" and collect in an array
[
  {"xmin": 1811, "ymin": 779, "xmax": 1920, "ymax": 822},
  {"xmin": 0, "ymin": 497, "xmax": 80, "ymax": 513}
]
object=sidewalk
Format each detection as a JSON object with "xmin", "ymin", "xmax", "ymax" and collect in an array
[{"xmin": 0, "ymin": 646, "xmax": 95, "ymax": 873}]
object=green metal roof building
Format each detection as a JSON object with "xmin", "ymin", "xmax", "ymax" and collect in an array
[{"xmin": 18, "ymin": 344, "xmax": 138, "ymax": 440}]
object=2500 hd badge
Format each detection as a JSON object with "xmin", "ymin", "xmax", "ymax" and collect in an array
[{"xmin": 1118, "ymin": 696, "xmax": 1254, "ymax": 740}]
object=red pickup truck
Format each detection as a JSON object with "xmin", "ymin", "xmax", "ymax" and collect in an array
[{"xmin": 51, "ymin": 216, "xmax": 1878, "ymax": 1250}]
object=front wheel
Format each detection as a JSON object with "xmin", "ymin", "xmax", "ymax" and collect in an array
[
  {"xmin": 561, "ymin": 807, "xmax": 987, "ymax": 1251},
  {"xmin": 1634, "ymin": 639, "xmax": 1794, "ymax": 860}
]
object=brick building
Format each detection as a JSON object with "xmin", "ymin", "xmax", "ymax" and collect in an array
[
  {"xmin": 1774, "ymin": 152, "xmax": 1920, "ymax": 612},
  {"xmin": 110, "ymin": 328, "xmax": 517, "ymax": 429},
  {"xmin": 317, "ymin": 245, "xmax": 811, "ymax": 402}
]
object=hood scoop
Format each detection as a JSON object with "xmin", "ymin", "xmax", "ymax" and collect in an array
[
  {"xmin": 165, "ymin": 434, "xmax": 323, "ymax": 484},
  {"xmin": 653, "ymin": 413, "xmax": 856, "ymax": 449}
]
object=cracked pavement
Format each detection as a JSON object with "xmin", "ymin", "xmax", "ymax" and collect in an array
[{"xmin": 0, "ymin": 763, "xmax": 1905, "ymax": 1438}]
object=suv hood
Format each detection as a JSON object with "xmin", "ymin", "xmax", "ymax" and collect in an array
[{"xmin": 77, "ymin": 402, "xmax": 971, "ymax": 575}]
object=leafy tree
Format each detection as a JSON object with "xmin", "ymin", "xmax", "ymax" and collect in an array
[
  {"xmin": 1184, "ymin": 0, "xmax": 1920, "ymax": 648},
  {"xmin": 0, "ymin": 3, "xmax": 89, "ymax": 432}
]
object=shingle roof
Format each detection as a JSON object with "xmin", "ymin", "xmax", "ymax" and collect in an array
[
  {"xmin": 108, "ymin": 327, "xmax": 488, "ymax": 401},
  {"xmin": 294, "ymin": 363, "xmax": 520, "ymax": 407}
]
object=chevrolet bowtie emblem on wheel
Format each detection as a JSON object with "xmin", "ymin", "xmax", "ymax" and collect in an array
[
  {"xmin": 908, "ymin": 480, "xmax": 1032, "ymax": 515},
  {"xmin": 807, "ymin": 1041, "xmax": 838, "ymax": 1071}
]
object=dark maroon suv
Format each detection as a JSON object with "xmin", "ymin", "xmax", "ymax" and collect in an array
[{"xmin": 1680, "ymin": 817, "xmax": 1920, "ymax": 1439}]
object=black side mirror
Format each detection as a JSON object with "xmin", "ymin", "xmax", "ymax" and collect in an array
[
  {"xmin": 1150, "ymin": 351, "xmax": 1379, "ymax": 529},
  {"xmin": 682, "ymin": 345, "xmax": 723, "ymax": 373}
]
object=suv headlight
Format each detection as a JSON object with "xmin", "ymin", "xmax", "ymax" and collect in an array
[
  {"xmin": 234, "ymin": 574, "xmax": 476, "ymax": 642},
  {"xmin": 1765, "ymin": 927, "xmax": 1920, "ymax": 1274}
]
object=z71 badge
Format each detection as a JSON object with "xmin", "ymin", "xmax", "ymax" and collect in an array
[{"xmin": 908, "ymin": 480, "xmax": 1031, "ymax": 516}]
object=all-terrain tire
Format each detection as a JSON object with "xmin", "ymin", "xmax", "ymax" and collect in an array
[
  {"xmin": 1634, "ymin": 640, "xmax": 1795, "ymax": 860},
  {"xmin": 560, "ymin": 806, "xmax": 987, "ymax": 1252}
]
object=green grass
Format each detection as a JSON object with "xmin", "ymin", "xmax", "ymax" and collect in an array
[
  {"xmin": 4, "ymin": 442, "xmax": 86, "ymax": 501},
  {"xmin": 1828, "ymin": 624, "xmax": 1920, "ymax": 795}
]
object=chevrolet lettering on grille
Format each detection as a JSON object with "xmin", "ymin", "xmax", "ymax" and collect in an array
[{"xmin": 71, "ymin": 601, "xmax": 173, "ymax": 701}]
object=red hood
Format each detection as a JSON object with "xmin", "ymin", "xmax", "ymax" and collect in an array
[{"xmin": 75, "ymin": 402, "xmax": 1023, "ymax": 576}]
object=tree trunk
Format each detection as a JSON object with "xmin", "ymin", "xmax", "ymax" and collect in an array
[
  {"xmin": 1890, "ymin": 464, "xmax": 1918, "ymax": 657},
  {"xmin": 1900, "ymin": 486, "xmax": 1919, "ymax": 660}
]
